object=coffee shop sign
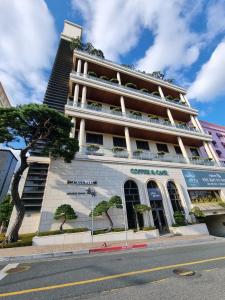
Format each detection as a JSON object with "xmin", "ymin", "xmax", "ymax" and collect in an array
[{"xmin": 130, "ymin": 169, "xmax": 168, "ymax": 176}]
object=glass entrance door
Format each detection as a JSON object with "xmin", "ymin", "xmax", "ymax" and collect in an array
[{"xmin": 147, "ymin": 181, "xmax": 169, "ymax": 234}]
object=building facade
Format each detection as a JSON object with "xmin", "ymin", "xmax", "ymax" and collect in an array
[
  {"xmin": 0, "ymin": 149, "xmax": 18, "ymax": 203},
  {"xmin": 9, "ymin": 21, "xmax": 225, "ymax": 237},
  {"xmin": 0, "ymin": 82, "xmax": 11, "ymax": 108},
  {"xmin": 200, "ymin": 120, "xmax": 225, "ymax": 168}
]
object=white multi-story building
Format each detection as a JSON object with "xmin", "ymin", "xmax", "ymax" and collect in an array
[{"xmin": 11, "ymin": 21, "xmax": 225, "ymax": 237}]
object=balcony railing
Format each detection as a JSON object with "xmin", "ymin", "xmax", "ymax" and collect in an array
[
  {"xmin": 67, "ymin": 101, "xmax": 199, "ymax": 133},
  {"xmin": 71, "ymin": 72, "xmax": 189, "ymax": 108},
  {"xmin": 189, "ymin": 157, "xmax": 216, "ymax": 166},
  {"xmin": 133, "ymin": 151, "xmax": 186, "ymax": 164}
]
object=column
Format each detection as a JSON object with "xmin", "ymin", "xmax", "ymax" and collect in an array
[
  {"xmin": 124, "ymin": 127, "xmax": 132, "ymax": 158},
  {"xmin": 73, "ymin": 84, "xmax": 79, "ymax": 107},
  {"xmin": 69, "ymin": 117, "xmax": 76, "ymax": 138},
  {"xmin": 203, "ymin": 141, "xmax": 215, "ymax": 161},
  {"xmin": 120, "ymin": 96, "xmax": 126, "ymax": 116},
  {"xmin": 158, "ymin": 86, "xmax": 164, "ymax": 99},
  {"xmin": 76, "ymin": 59, "xmax": 82, "ymax": 74},
  {"xmin": 81, "ymin": 86, "xmax": 87, "ymax": 108},
  {"xmin": 183, "ymin": 94, "xmax": 191, "ymax": 107},
  {"xmin": 207, "ymin": 142, "xmax": 220, "ymax": 165},
  {"xmin": 83, "ymin": 61, "xmax": 88, "ymax": 76},
  {"xmin": 190, "ymin": 115, "xmax": 199, "ymax": 131},
  {"xmin": 177, "ymin": 137, "xmax": 190, "ymax": 163},
  {"xmin": 79, "ymin": 119, "xmax": 85, "ymax": 153},
  {"xmin": 195, "ymin": 117, "xmax": 205, "ymax": 133},
  {"xmin": 117, "ymin": 72, "xmax": 121, "ymax": 85},
  {"xmin": 166, "ymin": 108, "xmax": 175, "ymax": 126}
]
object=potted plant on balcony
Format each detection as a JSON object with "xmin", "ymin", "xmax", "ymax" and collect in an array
[
  {"xmin": 158, "ymin": 151, "xmax": 165, "ymax": 157},
  {"xmin": 165, "ymin": 95, "xmax": 173, "ymax": 101},
  {"xmin": 88, "ymin": 102, "xmax": 102, "ymax": 111},
  {"xmin": 88, "ymin": 71, "xmax": 98, "ymax": 77},
  {"xmin": 130, "ymin": 111, "xmax": 142, "ymax": 119},
  {"xmin": 133, "ymin": 149, "xmax": 143, "ymax": 158},
  {"xmin": 111, "ymin": 107, "xmax": 122, "ymax": 115},
  {"xmin": 140, "ymin": 88, "xmax": 149, "ymax": 94},
  {"xmin": 86, "ymin": 144, "xmax": 100, "ymax": 154},
  {"xmin": 125, "ymin": 82, "xmax": 137, "ymax": 89},
  {"xmin": 151, "ymin": 91, "xmax": 160, "ymax": 97},
  {"xmin": 191, "ymin": 155, "xmax": 200, "ymax": 160},
  {"xmin": 100, "ymin": 75, "xmax": 109, "ymax": 81},
  {"xmin": 110, "ymin": 78, "xmax": 119, "ymax": 84}
]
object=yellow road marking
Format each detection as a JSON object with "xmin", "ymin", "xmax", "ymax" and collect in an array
[
  {"xmin": 1, "ymin": 255, "xmax": 225, "ymax": 297},
  {"xmin": 203, "ymin": 268, "xmax": 217, "ymax": 272}
]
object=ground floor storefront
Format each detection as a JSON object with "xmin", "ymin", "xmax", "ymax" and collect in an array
[{"xmin": 8, "ymin": 158, "xmax": 225, "ymax": 237}]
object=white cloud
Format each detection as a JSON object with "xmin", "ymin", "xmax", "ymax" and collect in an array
[
  {"xmin": 72, "ymin": 0, "xmax": 202, "ymax": 72},
  {"xmin": 188, "ymin": 41, "xmax": 225, "ymax": 102},
  {"xmin": 0, "ymin": 0, "xmax": 57, "ymax": 105},
  {"xmin": 206, "ymin": 0, "xmax": 225, "ymax": 39}
]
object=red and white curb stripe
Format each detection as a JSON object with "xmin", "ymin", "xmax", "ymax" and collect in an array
[
  {"xmin": 90, "ymin": 243, "xmax": 148, "ymax": 253},
  {"xmin": 0, "ymin": 263, "xmax": 19, "ymax": 281}
]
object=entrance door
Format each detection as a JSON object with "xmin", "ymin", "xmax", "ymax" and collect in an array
[
  {"xmin": 124, "ymin": 180, "xmax": 144, "ymax": 229},
  {"xmin": 147, "ymin": 181, "xmax": 169, "ymax": 234}
]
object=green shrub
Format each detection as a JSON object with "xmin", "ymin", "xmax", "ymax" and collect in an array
[
  {"xmin": 174, "ymin": 211, "xmax": 186, "ymax": 226},
  {"xmin": 37, "ymin": 228, "xmax": 88, "ymax": 237}
]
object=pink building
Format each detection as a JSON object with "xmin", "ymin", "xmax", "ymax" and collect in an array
[{"xmin": 200, "ymin": 120, "xmax": 225, "ymax": 167}]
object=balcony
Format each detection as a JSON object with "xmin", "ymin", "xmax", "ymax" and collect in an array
[
  {"xmin": 132, "ymin": 150, "xmax": 186, "ymax": 164},
  {"xmin": 71, "ymin": 72, "xmax": 191, "ymax": 110},
  {"xmin": 67, "ymin": 101, "xmax": 199, "ymax": 134},
  {"xmin": 189, "ymin": 157, "xmax": 216, "ymax": 166}
]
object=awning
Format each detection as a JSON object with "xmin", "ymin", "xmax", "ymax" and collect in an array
[{"xmin": 193, "ymin": 203, "xmax": 225, "ymax": 216}]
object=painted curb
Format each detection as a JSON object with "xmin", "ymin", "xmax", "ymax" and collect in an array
[{"xmin": 90, "ymin": 243, "xmax": 148, "ymax": 253}]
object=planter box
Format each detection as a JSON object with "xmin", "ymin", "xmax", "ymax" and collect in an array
[
  {"xmin": 93, "ymin": 230, "xmax": 159, "ymax": 243},
  {"xmin": 32, "ymin": 229, "xmax": 159, "ymax": 246},
  {"xmin": 169, "ymin": 223, "xmax": 209, "ymax": 236},
  {"xmin": 32, "ymin": 231, "xmax": 91, "ymax": 246}
]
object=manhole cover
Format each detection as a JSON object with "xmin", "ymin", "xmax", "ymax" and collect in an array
[
  {"xmin": 173, "ymin": 268, "xmax": 195, "ymax": 276},
  {"xmin": 6, "ymin": 265, "xmax": 30, "ymax": 274}
]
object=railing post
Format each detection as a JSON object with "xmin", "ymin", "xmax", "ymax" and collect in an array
[
  {"xmin": 177, "ymin": 137, "xmax": 190, "ymax": 164},
  {"xmin": 81, "ymin": 86, "xmax": 87, "ymax": 108},
  {"xmin": 120, "ymin": 96, "xmax": 126, "ymax": 116},
  {"xmin": 124, "ymin": 127, "xmax": 132, "ymax": 158},
  {"xmin": 69, "ymin": 117, "xmax": 76, "ymax": 138},
  {"xmin": 73, "ymin": 84, "xmax": 79, "ymax": 107},
  {"xmin": 79, "ymin": 119, "xmax": 85, "ymax": 153}
]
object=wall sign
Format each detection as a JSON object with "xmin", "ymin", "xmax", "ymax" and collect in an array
[
  {"xmin": 130, "ymin": 169, "xmax": 168, "ymax": 176},
  {"xmin": 182, "ymin": 169, "xmax": 225, "ymax": 188},
  {"xmin": 148, "ymin": 188, "xmax": 162, "ymax": 201},
  {"xmin": 67, "ymin": 192, "xmax": 86, "ymax": 195},
  {"xmin": 67, "ymin": 180, "xmax": 97, "ymax": 185}
]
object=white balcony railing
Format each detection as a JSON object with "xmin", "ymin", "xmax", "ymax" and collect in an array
[
  {"xmin": 71, "ymin": 71, "xmax": 190, "ymax": 109},
  {"xmin": 66, "ymin": 101, "xmax": 199, "ymax": 134}
]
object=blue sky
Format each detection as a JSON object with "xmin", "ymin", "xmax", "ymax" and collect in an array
[{"xmin": 1, "ymin": 0, "xmax": 225, "ymax": 125}]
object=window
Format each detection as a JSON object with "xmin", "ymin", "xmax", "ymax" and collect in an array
[
  {"xmin": 167, "ymin": 181, "xmax": 184, "ymax": 213},
  {"xmin": 113, "ymin": 137, "xmax": 126, "ymax": 148},
  {"xmin": 190, "ymin": 148, "xmax": 199, "ymax": 157},
  {"xmin": 136, "ymin": 140, "xmax": 149, "ymax": 150},
  {"xmin": 156, "ymin": 143, "xmax": 169, "ymax": 153},
  {"xmin": 86, "ymin": 133, "xmax": 103, "ymax": 145},
  {"xmin": 174, "ymin": 146, "xmax": 182, "ymax": 155},
  {"xmin": 216, "ymin": 150, "xmax": 222, "ymax": 157}
]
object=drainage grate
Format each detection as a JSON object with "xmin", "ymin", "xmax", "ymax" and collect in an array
[
  {"xmin": 6, "ymin": 265, "xmax": 30, "ymax": 274},
  {"xmin": 173, "ymin": 268, "xmax": 195, "ymax": 276}
]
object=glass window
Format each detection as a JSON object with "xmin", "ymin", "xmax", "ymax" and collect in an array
[
  {"xmin": 113, "ymin": 137, "xmax": 126, "ymax": 148},
  {"xmin": 167, "ymin": 181, "xmax": 184, "ymax": 213},
  {"xmin": 190, "ymin": 148, "xmax": 199, "ymax": 157},
  {"xmin": 86, "ymin": 133, "xmax": 103, "ymax": 145},
  {"xmin": 189, "ymin": 190, "xmax": 220, "ymax": 204},
  {"xmin": 136, "ymin": 140, "xmax": 149, "ymax": 150},
  {"xmin": 156, "ymin": 143, "xmax": 169, "ymax": 153},
  {"xmin": 174, "ymin": 145, "xmax": 182, "ymax": 155}
]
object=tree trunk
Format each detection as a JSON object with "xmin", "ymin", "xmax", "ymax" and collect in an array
[
  {"xmin": 0, "ymin": 222, "xmax": 7, "ymax": 234},
  {"xmin": 105, "ymin": 211, "xmax": 113, "ymax": 232},
  {"xmin": 59, "ymin": 217, "xmax": 66, "ymax": 232},
  {"xmin": 6, "ymin": 149, "xmax": 28, "ymax": 243}
]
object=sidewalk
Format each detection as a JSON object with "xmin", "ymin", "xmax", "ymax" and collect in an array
[{"xmin": 0, "ymin": 235, "xmax": 224, "ymax": 262}]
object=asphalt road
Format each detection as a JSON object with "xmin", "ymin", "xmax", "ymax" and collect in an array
[{"xmin": 0, "ymin": 241, "xmax": 225, "ymax": 299}]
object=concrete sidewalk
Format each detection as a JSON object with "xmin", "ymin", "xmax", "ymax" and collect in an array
[{"xmin": 0, "ymin": 235, "xmax": 224, "ymax": 262}]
